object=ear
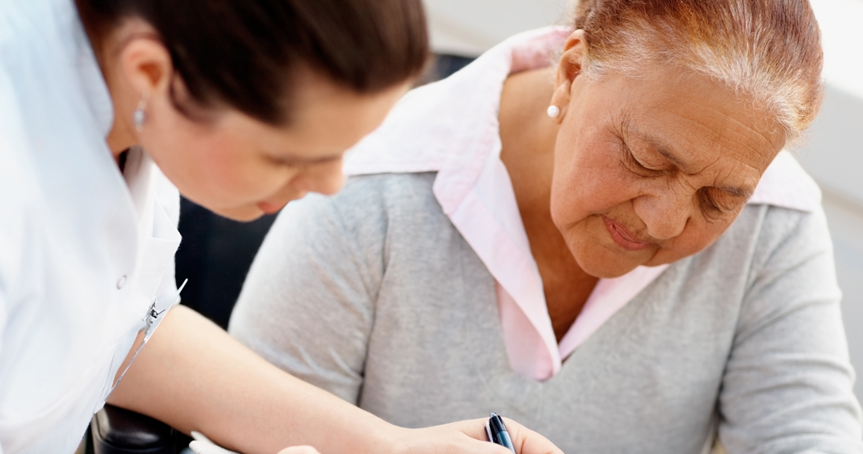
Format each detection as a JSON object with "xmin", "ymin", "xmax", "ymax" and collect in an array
[
  {"xmin": 118, "ymin": 35, "xmax": 174, "ymax": 106},
  {"xmin": 550, "ymin": 30, "xmax": 588, "ymax": 123}
]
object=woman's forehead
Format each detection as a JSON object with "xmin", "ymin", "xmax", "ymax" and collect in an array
[{"xmin": 589, "ymin": 66, "xmax": 784, "ymax": 176}]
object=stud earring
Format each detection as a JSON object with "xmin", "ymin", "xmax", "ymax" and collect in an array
[
  {"xmin": 547, "ymin": 105, "xmax": 560, "ymax": 118},
  {"xmin": 133, "ymin": 93, "xmax": 149, "ymax": 132}
]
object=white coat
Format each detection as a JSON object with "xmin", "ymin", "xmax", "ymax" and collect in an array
[{"xmin": 0, "ymin": 0, "xmax": 181, "ymax": 452}]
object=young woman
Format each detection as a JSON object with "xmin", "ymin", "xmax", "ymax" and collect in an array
[
  {"xmin": 0, "ymin": 0, "xmax": 563, "ymax": 453},
  {"xmin": 230, "ymin": 0, "xmax": 863, "ymax": 452}
]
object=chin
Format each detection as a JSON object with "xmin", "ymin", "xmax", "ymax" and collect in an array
[
  {"xmin": 578, "ymin": 260, "xmax": 636, "ymax": 279},
  {"xmin": 573, "ymin": 246, "xmax": 645, "ymax": 279}
]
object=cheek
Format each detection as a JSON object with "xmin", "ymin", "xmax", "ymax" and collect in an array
[
  {"xmin": 549, "ymin": 142, "xmax": 638, "ymax": 229},
  {"xmin": 645, "ymin": 219, "xmax": 732, "ymax": 266},
  {"xmin": 144, "ymin": 119, "xmax": 289, "ymax": 206},
  {"xmin": 195, "ymin": 138, "xmax": 296, "ymax": 204}
]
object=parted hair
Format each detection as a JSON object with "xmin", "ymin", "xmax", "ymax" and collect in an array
[
  {"xmin": 572, "ymin": 0, "xmax": 823, "ymax": 141},
  {"xmin": 75, "ymin": 0, "xmax": 429, "ymax": 125}
]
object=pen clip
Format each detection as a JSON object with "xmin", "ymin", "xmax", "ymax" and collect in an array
[
  {"xmin": 143, "ymin": 279, "xmax": 187, "ymax": 342},
  {"xmin": 106, "ymin": 279, "xmax": 188, "ymax": 399}
]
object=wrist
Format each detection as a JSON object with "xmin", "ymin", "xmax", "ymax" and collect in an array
[
  {"xmin": 356, "ymin": 418, "xmax": 411, "ymax": 454},
  {"xmin": 382, "ymin": 425, "xmax": 413, "ymax": 454}
]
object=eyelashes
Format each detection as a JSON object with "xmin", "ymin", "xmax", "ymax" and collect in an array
[
  {"xmin": 620, "ymin": 140, "xmax": 661, "ymax": 173},
  {"xmin": 698, "ymin": 189, "xmax": 724, "ymax": 219},
  {"xmin": 619, "ymin": 140, "xmax": 736, "ymax": 219},
  {"xmin": 268, "ymin": 155, "xmax": 311, "ymax": 172}
]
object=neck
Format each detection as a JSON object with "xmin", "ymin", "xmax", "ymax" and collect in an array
[
  {"xmin": 498, "ymin": 67, "xmax": 599, "ymax": 342},
  {"xmin": 498, "ymin": 68, "xmax": 558, "ymax": 212}
]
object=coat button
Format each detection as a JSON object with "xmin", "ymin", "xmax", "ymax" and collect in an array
[{"xmin": 116, "ymin": 275, "xmax": 127, "ymax": 289}]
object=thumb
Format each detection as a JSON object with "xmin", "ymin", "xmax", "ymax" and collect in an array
[
  {"xmin": 457, "ymin": 434, "xmax": 522, "ymax": 454},
  {"xmin": 503, "ymin": 418, "xmax": 565, "ymax": 454},
  {"xmin": 442, "ymin": 417, "xmax": 559, "ymax": 454}
]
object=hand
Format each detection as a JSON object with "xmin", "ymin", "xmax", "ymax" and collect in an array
[
  {"xmin": 493, "ymin": 418, "xmax": 565, "ymax": 454},
  {"xmin": 387, "ymin": 417, "xmax": 564, "ymax": 454}
]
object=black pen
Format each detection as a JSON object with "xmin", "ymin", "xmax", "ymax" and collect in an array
[{"xmin": 485, "ymin": 413, "xmax": 517, "ymax": 454}]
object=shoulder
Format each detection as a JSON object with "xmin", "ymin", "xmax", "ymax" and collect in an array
[
  {"xmin": 710, "ymin": 197, "xmax": 830, "ymax": 268},
  {"xmin": 736, "ymin": 150, "xmax": 828, "ymax": 265},
  {"xmin": 266, "ymin": 172, "xmax": 449, "ymax": 274},
  {"xmin": 749, "ymin": 151, "xmax": 821, "ymax": 213},
  {"xmin": 283, "ymin": 172, "xmax": 440, "ymax": 229},
  {"xmin": 241, "ymin": 175, "xmax": 446, "ymax": 316},
  {"xmin": 337, "ymin": 172, "xmax": 439, "ymax": 211},
  {"xmin": 0, "ymin": 0, "xmax": 78, "ymax": 78},
  {"xmin": 669, "ymin": 155, "xmax": 831, "ymax": 306},
  {"xmin": 731, "ymin": 202, "xmax": 831, "ymax": 269},
  {"xmin": 703, "ymin": 151, "xmax": 829, "ymax": 273},
  {"xmin": 343, "ymin": 81, "xmax": 466, "ymax": 175}
]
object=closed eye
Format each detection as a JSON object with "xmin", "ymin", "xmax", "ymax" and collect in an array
[
  {"xmin": 698, "ymin": 188, "xmax": 742, "ymax": 218},
  {"xmin": 622, "ymin": 140, "xmax": 664, "ymax": 173}
]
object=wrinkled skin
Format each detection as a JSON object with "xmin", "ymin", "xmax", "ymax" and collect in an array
[{"xmin": 500, "ymin": 31, "xmax": 785, "ymax": 337}]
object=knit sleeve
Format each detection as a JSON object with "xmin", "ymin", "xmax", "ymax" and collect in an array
[{"xmin": 718, "ymin": 205, "xmax": 863, "ymax": 453}]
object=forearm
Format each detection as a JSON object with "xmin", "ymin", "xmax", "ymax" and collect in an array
[{"xmin": 108, "ymin": 305, "xmax": 396, "ymax": 454}]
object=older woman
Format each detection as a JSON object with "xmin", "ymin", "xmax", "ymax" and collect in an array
[{"xmin": 230, "ymin": 0, "xmax": 863, "ymax": 452}]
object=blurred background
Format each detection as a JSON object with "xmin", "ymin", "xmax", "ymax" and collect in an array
[
  {"xmin": 797, "ymin": 0, "xmax": 863, "ymax": 405},
  {"xmin": 175, "ymin": 0, "xmax": 863, "ymax": 406}
]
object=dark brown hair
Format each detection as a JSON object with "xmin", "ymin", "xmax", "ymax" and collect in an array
[
  {"xmin": 572, "ymin": 0, "xmax": 823, "ymax": 141},
  {"xmin": 76, "ymin": 0, "xmax": 429, "ymax": 125}
]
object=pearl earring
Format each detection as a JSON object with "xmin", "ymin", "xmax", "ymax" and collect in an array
[
  {"xmin": 133, "ymin": 93, "xmax": 149, "ymax": 132},
  {"xmin": 547, "ymin": 105, "xmax": 560, "ymax": 118}
]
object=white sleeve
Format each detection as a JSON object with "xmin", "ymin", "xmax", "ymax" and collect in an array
[{"xmin": 0, "ymin": 102, "xmax": 32, "ymax": 454}]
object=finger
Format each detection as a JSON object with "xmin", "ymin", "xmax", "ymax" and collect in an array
[
  {"xmin": 453, "ymin": 434, "xmax": 520, "ymax": 454},
  {"xmin": 502, "ymin": 418, "xmax": 565, "ymax": 454},
  {"xmin": 439, "ymin": 418, "xmax": 520, "ymax": 454},
  {"xmin": 276, "ymin": 446, "xmax": 320, "ymax": 454}
]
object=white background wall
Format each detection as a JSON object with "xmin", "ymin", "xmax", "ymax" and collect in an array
[
  {"xmin": 422, "ymin": 0, "xmax": 571, "ymax": 56},
  {"xmin": 799, "ymin": 0, "xmax": 863, "ymax": 404}
]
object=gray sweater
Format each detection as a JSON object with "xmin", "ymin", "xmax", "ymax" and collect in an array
[{"xmin": 229, "ymin": 172, "xmax": 863, "ymax": 454}]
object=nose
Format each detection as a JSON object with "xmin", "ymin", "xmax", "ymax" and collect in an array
[
  {"xmin": 293, "ymin": 157, "xmax": 345, "ymax": 196},
  {"xmin": 260, "ymin": 158, "xmax": 346, "ymax": 214},
  {"xmin": 632, "ymin": 185, "xmax": 692, "ymax": 240}
]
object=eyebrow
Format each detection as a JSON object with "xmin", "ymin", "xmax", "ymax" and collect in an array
[{"xmin": 624, "ymin": 124, "xmax": 754, "ymax": 200}]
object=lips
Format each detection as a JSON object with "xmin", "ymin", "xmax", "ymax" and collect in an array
[{"xmin": 602, "ymin": 216, "xmax": 653, "ymax": 251}]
